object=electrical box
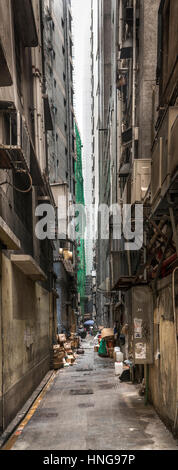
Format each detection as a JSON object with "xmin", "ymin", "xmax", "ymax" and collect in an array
[{"xmin": 132, "ymin": 286, "xmax": 153, "ymax": 364}]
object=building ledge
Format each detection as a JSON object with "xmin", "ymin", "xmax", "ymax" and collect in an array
[
  {"xmin": 10, "ymin": 254, "xmax": 47, "ymax": 281},
  {"xmin": 0, "ymin": 217, "xmax": 21, "ymax": 250}
]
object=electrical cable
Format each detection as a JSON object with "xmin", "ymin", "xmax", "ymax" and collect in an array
[{"xmin": 0, "ymin": 169, "xmax": 32, "ymax": 193}]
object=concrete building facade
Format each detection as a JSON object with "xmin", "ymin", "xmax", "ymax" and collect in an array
[
  {"xmin": 0, "ymin": 0, "xmax": 57, "ymax": 432},
  {"xmin": 94, "ymin": 0, "xmax": 178, "ymax": 436},
  {"xmin": 42, "ymin": 0, "xmax": 78, "ymax": 334}
]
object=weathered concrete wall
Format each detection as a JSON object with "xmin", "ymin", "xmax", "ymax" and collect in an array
[
  {"xmin": 1, "ymin": 252, "xmax": 50, "ymax": 429},
  {"xmin": 161, "ymin": 0, "xmax": 178, "ymax": 104},
  {"xmin": 138, "ymin": 0, "xmax": 160, "ymax": 159},
  {"xmin": 149, "ymin": 276, "xmax": 177, "ymax": 431}
]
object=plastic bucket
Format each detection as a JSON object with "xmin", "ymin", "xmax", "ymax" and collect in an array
[
  {"xmin": 116, "ymin": 351, "xmax": 124, "ymax": 362},
  {"xmin": 115, "ymin": 362, "xmax": 123, "ymax": 376}
]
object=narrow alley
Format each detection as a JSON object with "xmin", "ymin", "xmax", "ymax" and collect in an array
[
  {"xmin": 0, "ymin": 0, "xmax": 178, "ymax": 461},
  {"xmin": 2, "ymin": 339, "xmax": 178, "ymax": 451}
]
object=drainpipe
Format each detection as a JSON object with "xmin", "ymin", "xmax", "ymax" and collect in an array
[
  {"xmin": 32, "ymin": 51, "xmax": 39, "ymax": 162},
  {"xmin": 144, "ymin": 364, "xmax": 149, "ymax": 406},
  {"xmin": 119, "ymin": 0, "xmax": 123, "ymax": 46},
  {"xmin": 126, "ymin": 0, "xmax": 136, "ymax": 278},
  {"xmin": 172, "ymin": 266, "xmax": 178, "ymax": 433},
  {"xmin": 40, "ymin": 0, "xmax": 48, "ymax": 174},
  {"xmin": 0, "ymin": 251, "xmax": 4, "ymax": 431},
  {"xmin": 132, "ymin": 0, "xmax": 136, "ymax": 165}
]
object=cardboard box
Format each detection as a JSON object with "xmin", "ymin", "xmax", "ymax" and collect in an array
[
  {"xmin": 58, "ymin": 334, "xmax": 66, "ymax": 344},
  {"xmin": 53, "ymin": 362, "xmax": 64, "ymax": 370},
  {"xmin": 66, "ymin": 355, "xmax": 75, "ymax": 364}
]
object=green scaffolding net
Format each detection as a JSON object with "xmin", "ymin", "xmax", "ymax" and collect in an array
[{"xmin": 75, "ymin": 121, "xmax": 86, "ymax": 318}]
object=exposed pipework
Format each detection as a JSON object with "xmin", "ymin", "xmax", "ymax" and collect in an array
[{"xmin": 132, "ymin": 0, "xmax": 136, "ymax": 165}]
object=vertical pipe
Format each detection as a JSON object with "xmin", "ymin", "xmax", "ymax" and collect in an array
[
  {"xmin": 17, "ymin": 110, "xmax": 21, "ymax": 147},
  {"xmin": 0, "ymin": 252, "xmax": 4, "ymax": 432},
  {"xmin": 40, "ymin": 0, "xmax": 48, "ymax": 174},
  {"xmin": 132, "ymin": 0, "xmax": 136, "ymax": 164},
  {"xmin": 144, "ymin": 364, "xmax": 149, "ymax": 406}
]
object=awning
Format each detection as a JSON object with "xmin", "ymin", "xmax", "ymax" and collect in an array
[
  {"xmin": 0, "ymin": 217, "xmax": 21, "ymax": 250},
  {"xmin": 119, "ymin": 163, "xmax": 131, "ymax": 176},
  {"xmin": 122, "ymin": 127, "xmax": 132, "ymax": 145},
  {"xmin": 112, "ymin": 276, "xmax": 148, "ymax": 291},
  {"xmin": 11, "ymin": 254, "xmax": 47, "ymax": 281},
  {"xmin": 98, "ymin": 277, "xmax": 110, "ymax": 292}
]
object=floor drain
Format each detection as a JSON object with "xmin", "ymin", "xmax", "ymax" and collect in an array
[
  {"xmin": 98, "ymin": 384, "xmax": 114, "ymax": 390},
  {"xmin": 78, "ymin": 403, "xmax": 94, "ymax": 408},
  {"xmin": 70, "ymin": 389, "xmax": 94, "ymax": 395}
]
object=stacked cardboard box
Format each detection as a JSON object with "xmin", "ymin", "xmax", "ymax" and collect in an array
[
  {"xmin": 66, "ymin": 355, "xmax": 75, "ymax": 365},
  {"xmin": 53, "ymin": 345, "xmax": 65, "ymax": 370},
  {"xmin": 69, "ymin": 333, "xmax": 80, "ymax": 349},
  {"xmin": 53, "ymin": 333, "xmax": 80, "ymax": 368}
]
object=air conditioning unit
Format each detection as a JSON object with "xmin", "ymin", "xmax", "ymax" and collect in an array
[
  {"xmin": 131, "ymin": 159, "xmax": 151, "ymax": 205},
  {"xmin": 151, "ymin": 106, "xmax": 178, "ymax": 206},
  {"xmin": 0, "ymin": 109, "xmax": 30, "ymax": 170}
]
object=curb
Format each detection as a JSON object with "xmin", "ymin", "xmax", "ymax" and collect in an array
[{"xmin": 0, "ymin": 370, "xmax": 57, "ymax": 449}]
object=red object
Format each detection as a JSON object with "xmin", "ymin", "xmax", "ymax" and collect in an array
[{"xmin": 107, "ymin": 341, "xmax": 114, "ymax": 348}]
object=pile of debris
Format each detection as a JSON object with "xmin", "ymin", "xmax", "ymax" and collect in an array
[{"xmin": 52, "ymin": 333, "xmax": 81, "ymax": 370}]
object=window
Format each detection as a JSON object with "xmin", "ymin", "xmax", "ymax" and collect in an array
[
  {"xmin": 69, "ymin": 13, "xmax": 72, "ymax": 32},
  {"xmin": 70, "ymin": 64, "xmax": 73, "ymax": 82},
  {"xmin": 73, "ymin": 179, "xmax": 76, "ymax": 196},
  {"xmin": 64, "ymin": 98, "xmax": 66, "ymax": 107},
  {"xmin": 62, "ymin": 46, "xmax": 65, "ymax": 55},
  {"xmin": 61, "ymin": 18, "xmax": 64, "ymax": 29},
  {"xmin": 70, "ymin": 39, "xmax": 73, "ymax": 58},
  {"xmin": 71, "ymin": 89, "xmax": 74, "ymax": 106}
]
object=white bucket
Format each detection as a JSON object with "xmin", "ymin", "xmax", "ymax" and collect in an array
[
  {"xmin": 114, "ymin": 347, "xmax": 120, "ymax": 352},
  {"xmin": 116, "ymin": 351, "xmax": 124, "ymax": 362},
  {"xmin": 115, "ymin": 362, "xmax": 123, "ymax": 376}
]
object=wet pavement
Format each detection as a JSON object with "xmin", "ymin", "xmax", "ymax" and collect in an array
[{"xmin": 5, "ymin": 338, "xmax": 178, "ymax": 450}]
